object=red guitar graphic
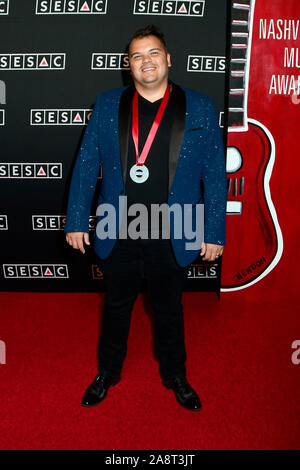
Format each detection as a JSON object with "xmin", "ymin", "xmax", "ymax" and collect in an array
[{"xmin": 221, "ymin": 0, "xmax": 283, "ymax": 291}]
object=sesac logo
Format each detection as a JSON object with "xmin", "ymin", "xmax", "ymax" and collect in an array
[
  {"xmin": 32, "ymin": 215, "xmax": 96, "ymax": 230},
  {"xmin": 0, "ymin": 109, "xmax": 4, "ymax": 125},
  {"xmin": 187, "ymin": 55, "xmax": 226, "ymax": 73},
  {"xmin": 134, "ymin": 0, "xmax": 205, "ymax": 16},
  {"xmin": 36, "ymin": 0, "xmax": 107, "ymax": 14},
  {"xmin": 0, "ymin": 0, "xmax": 9, "ymax": 15},
  {"xmin": 31, "ymin": 109, "xmax": 92, "ymax": 125},
  {"xmin": 3, "ymin": 264, "xmax": 69, "ymax": 278},
  {"xmin": 0, "ymin": 54, "xmax": 65, "ymax": 70},
  {"xmin": 0, "ymin": 215, "xmax": 8, "ymax": 230},
  {"xmin": 33, "ymin": 215, "xmax": 67, "ymax": 230},
  {"xmin": 187, "ymin": 264, "xmax": 218, "ymax": 278},
  {"xmin": 0, "ymin": 163, "xmax": 62, "ymax": 178},
  {"xmin": 92, "ymin": 265, "xmax": 104, "ymax": 279},
  {"xmin": 92, "ymin": 53, "xmax": 129, "ymax": 70}
]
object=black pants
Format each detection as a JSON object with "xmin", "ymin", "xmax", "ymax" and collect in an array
[{"xmin": 96, "ymin": 237, "xmax": 187, "ymax": 379}]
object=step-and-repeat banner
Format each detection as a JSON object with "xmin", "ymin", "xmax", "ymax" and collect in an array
[{"xmin": 0, "ymin": 0, "xmax": 229, "ymax": 292}]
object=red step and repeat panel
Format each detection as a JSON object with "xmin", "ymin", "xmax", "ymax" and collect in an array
[{"xmin": 221, "ymin": 0, "xmax": 299, "ymax": 300}]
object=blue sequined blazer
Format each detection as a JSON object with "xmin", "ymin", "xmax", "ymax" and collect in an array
[{"xmin": 64, "ymin": 83, "xmax": 227, "ymax": 267}]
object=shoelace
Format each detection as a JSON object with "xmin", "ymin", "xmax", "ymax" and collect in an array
[
  {"xmin": 173, "ymin": 377, "xmax": 195, "ymax": 398},
  {"xmin": 95, "ymin": 374, "xmax": 105, "ymax": 382},
  {"xmin": 91, "ymin": 374, "xmax": 107, "ymax": 392}
]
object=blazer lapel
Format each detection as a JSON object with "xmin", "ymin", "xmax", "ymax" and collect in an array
[
  {"xmin": 118, "ymin": 85, "xmax": 135, "ymax": 185},
  {"xmin": 168, "ymin": 82, "xmax": 186, "ymax": 192}
]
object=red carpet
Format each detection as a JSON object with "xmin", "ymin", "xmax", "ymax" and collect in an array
[{"xmin": 0, "ymin": 289, "xmax": 299, "ymax": 450}]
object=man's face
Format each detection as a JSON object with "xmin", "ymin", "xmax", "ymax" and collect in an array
[{"xmin": 128, "ymin": 35, "xmax": 171, "ymax": 89}]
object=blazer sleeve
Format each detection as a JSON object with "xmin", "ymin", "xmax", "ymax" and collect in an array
[
  {"xmin": 64, "ymin": 93, "xmax": 103, "ymax": 234},
  {"xmin": 202, "ymin": 97, "xmax": 227, "ymax": 246}
]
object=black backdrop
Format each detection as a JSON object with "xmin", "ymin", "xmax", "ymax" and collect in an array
[{"xmin": 0, "ymin": 0, "xmax": 229, "ymax": 292}]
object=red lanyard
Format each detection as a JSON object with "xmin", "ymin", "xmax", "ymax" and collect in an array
[{"xmin": 132, "ymin": 84, "xmax": 170, "ymax": 166}]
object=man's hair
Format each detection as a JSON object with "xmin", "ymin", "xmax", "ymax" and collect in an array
[{"xmin": 128, "ymin": 25, "xmax": 167, "ymax": 53}]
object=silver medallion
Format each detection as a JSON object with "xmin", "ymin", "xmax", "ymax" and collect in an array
[{"xmin": 129, "ymin": 164, "xmax": 149, "ymax": 183}]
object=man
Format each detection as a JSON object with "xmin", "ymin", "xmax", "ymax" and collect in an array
[{"xmin": 65, "ymin": 25, "xmax": 227, "ymax": 411}]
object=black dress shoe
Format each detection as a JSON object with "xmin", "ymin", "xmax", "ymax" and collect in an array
[
  {"xmin": 81, "ymin": 371, "xmax": 121, "ymax": 407},
  {"xmin": 162, "ymin": 376, "xmax": 202, "ymax": 411}
]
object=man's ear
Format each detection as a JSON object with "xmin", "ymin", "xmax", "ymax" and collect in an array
[{"xmin": 167, "ymin": 53, "xmax": 172, "ymax": 67}]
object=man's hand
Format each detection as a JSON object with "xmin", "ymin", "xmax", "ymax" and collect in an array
[
  {"xmin": 200, "ymin": 242, "xmax": 224, "ymax": 262},
  {"xmin": 65, "ymin": 232, "xmax": 90, "ymax": 254}
]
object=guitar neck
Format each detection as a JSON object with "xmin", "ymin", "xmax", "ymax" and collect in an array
[{"xmin": 229, "ymin": 0, "xmax": 255, "ymax": 131}]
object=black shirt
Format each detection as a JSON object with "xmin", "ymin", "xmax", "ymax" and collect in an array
[{"xmin": 125, "ymin": 91, "xmax": 172, "ymax": 239}]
